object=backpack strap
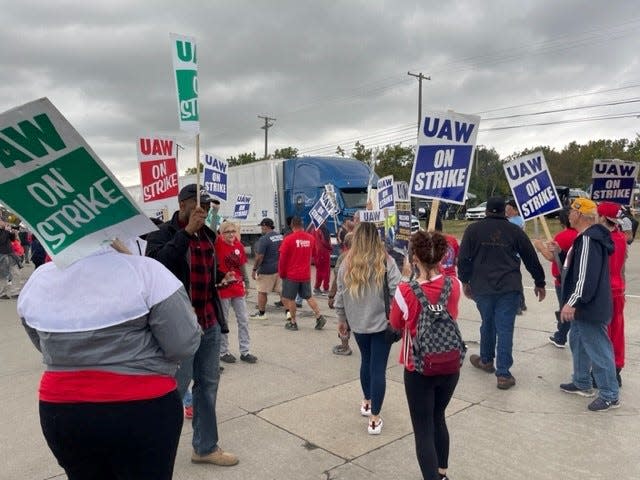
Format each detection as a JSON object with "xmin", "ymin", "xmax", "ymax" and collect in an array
[
  {"xmin": 436, "ymin": 276, "xmax": 453, "ymax": 306},
  {"xmin": 409, "ymin": 280, "xmax": 432, "ymax": 310}
]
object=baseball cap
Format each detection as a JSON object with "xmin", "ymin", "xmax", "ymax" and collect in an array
[
  {"xmin": 258, "ymin": 218, "xmax": 275, "ymax": 228},
  {"xmin": 486, "ymin": 196, "xmax": 505, "ymax": 214},
  {"xmin": 596, "ymin": 201, "xmax": 621, "ymax": 222},
  {"xmin": 178, "ymin": 184, "xmax": 212, "ymax": 204},
  {"xmin": 570, "ymin": 198, "xmax": 596, "ymax": 215}
]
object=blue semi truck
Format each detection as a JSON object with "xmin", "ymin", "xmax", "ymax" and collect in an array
[{"xmin": 127, "ymin": 156, "xmax": 376, "ymax": 248}]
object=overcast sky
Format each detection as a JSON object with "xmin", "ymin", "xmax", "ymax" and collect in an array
[{"xmin": 2, "ymin": 0, "xmax": 640, "ymax": 186}]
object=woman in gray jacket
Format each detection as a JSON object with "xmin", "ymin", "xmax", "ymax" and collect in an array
[
  {"xmin": 335, "ymin": 222, "xmax": 401, "ymax": 435},
  {"xmin": 18, "ymin": 246, "xmax": 201, "ymax": 480}
]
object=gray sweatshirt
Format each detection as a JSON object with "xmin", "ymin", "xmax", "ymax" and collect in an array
[{"xmin": 334, "ymin": 255, "xmax": 401, "ymax": 334}]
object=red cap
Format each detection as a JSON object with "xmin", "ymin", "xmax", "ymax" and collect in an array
[{"xmin": 597, "ymin": 201, "xmax": 621, "ymax": 221}]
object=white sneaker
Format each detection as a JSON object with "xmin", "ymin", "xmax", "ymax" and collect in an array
[
  {"xmin": 368, "ymin": 418, "xmax": 383, "ymax": 435},
  {"xmin": 360, "ymin": 401, "xmax": 371, "ymax": 417},
  {"xmin": 250, "ymin": 311, "xmax": 268, "ymax": 320}
]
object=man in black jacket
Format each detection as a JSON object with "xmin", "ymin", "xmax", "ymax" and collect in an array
[
  {"xmin": 459, "ymin": 197, "xmax": 546, "ymax": 390},
  {"xmin": 558, "ymin": 198, "xmax": 620, "ymax": 411},
  {"xmin": 146, "ymin": 184, "xmax": 238, "ymax": 467}
]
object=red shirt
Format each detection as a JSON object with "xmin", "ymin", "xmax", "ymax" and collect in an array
[
  {"xmin": 552, "ymin": 228, "xmax": 578, "ymax": 286},
  {"xmin": 440, "ymin": 234, "xmax": 459, "ymax": 277},
  {"xmin": 278, "ymin": 230, "xmax": 315, "ymax": 282},
  {"xmin": 389, "ymin": 276, "xmax": 461, "ymax": 372},
  {"xmin": 39, "ymin": 371, "xmax": 176, "ymax": 403},
  {"xmin": 215, "ymin": 237, "xmax": 247, "ymax": 298}
]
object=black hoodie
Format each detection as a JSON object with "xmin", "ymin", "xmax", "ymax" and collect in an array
[{"xmin": 561, "ymin": 223, "xmax": 613, "ymax": 324}]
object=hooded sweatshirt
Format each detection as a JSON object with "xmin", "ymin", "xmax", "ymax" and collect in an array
[{"xmin": 561, "ymin": 223, "xmax": 614, "ymax": 325}]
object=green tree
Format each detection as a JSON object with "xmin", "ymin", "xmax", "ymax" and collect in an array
[
  {"xmin": 468, "ymin": 146, "xmax": 509, "ymax": 201},
  {"xmin": 351, "ymin": 140, "xmax": 372, "ymax": 163},
  {"xmin": 273, "ymin": 147, "xmax": 299, "ymax": 159},
  {"xmin": 227, "ymin": 152, "xmax": 258, "ymax": 167},
  {"xmin": 335, "ymin": 146, "xmax": 346, "ymax": 157},
  {"xmin": 374, "ymin": 144, "xmax": 414, "ymax": 183},
  {"xmin": 184, "ymin": 162, "xmax": 204, "ymax": 175}
]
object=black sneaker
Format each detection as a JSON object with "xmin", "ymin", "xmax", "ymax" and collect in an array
[
  {"xmin": 315, "ymin": 315, "xmax": 327, "ymax": 330},
  {"xmin": 313, "ymin": 288, "xmax": 323, "ymax": 296},
  {"xmin": 220, "ymin": 353, "xmax": 236, "ymax": 364},
  {"xmin": 240, "ymin": 353, "xmax": 258, "ymax": 363},
  {"xmin": 548, "ymin": 336, "xmax": 566, "ymax": 348},
  {"xmin": 274, "ymin": 301, "xmax": 284, "ymax": 308},
  {"xmin": 588, "ymin": 397, "xmax": 621, "ymax": 412},
  {"xmin": 559, "ymin": 382, "xmax": 595, "ymax": 397},
  {"xmin": 284, "ymin": 320, "xmax": 298, "ymax": 331}
]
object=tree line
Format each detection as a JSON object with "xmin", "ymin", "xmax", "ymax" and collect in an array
[{"xmin": 186, "ymin": 136, "xmax": 640, "ymax": 204}]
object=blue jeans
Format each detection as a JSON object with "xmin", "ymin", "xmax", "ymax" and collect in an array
[
  {"xmin": 176, "ymin": 323, "xmax": 221, "ymax": 456},
  {"xmin": 474, "ymin": 292, "xmax": 520, "ymax": 377},
  {"xmin": 353, "ymin": 331, "xmax": 392, "ymax": 416},
  {"xmin": 569, "ymin": 320, "xmax": 619, "ymax": 401}
]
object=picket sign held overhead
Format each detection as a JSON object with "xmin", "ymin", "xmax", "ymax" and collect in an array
[
  {"xmin": 232, "ymin": 194, "xmax": 252, "ymax": 219},
  {"xmin": 409, "ymin": 110, "xmax": 480, "ymax": 231},
  {"xmin": 503, "ymin": 151, "xmax": 561, "ymax": 240},
  {"xmin": 377, "ymin": 175, "xmax": 395, "ymax": 210},
  {"xmin": 170, "ymin": 33, "xmax": 202, "ymax": 205},
  {"xmin": 170, "ymin": 33, "xmax": 199, "ymax": 135},
  {"xmin": 137, "ymin": 137, "xmax": 179, "ymax": 202},
  {"xmin": 309, "ymin": 188, "xmax": 338, "ymax": 230},
  {"xmin": 0, "ymin": 98, "xmax": 157, "ymax": 267},
  {"xmin": 591, "ymin": 159, "xmax": 639, "ymax": 205},
  {"xmin": 202, "ymin": 152, "xmax": 228, "ymax": 201}
]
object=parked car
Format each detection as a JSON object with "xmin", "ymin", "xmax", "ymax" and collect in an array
[
  {"xmin": 465, "ymin": 202, "xmax": 486, "ymax": 220},
  {"xmin": 569, "ymin": 188, "xmax": 589, "ymax": 202},
  {"xmin": 411, "ymin": 215, "xmax": 421, "ymax": 233}
]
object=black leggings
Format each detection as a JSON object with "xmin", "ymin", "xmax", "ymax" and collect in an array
[
  {"xmin": 404, "ymin": 369, "xmax": 459, "ymax": 480},
  {"xmin": 39, "ymin": 390, "xmax": 183, "ymax": 480}
]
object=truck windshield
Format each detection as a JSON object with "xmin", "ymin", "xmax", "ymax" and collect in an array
[{"xmin": 341, "ymin": 189, "xmax": 369, "ymax": 209}]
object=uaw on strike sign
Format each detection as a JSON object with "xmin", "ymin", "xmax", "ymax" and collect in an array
[
  {"xmin": 0, "ymin": 98, "xmax": 156, "ymax": 267},
  {"xmin": 410, "ymin": 111, "xmax": 480, "ymax": 205},
  {"xmin": 137, "ymin": 137, "xmax": 179, "ymax": 202},
  {"xmin": 503, "ymin": 151, "xmax": 561, "ymax": 220}
]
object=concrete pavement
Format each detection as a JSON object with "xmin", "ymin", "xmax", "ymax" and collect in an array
[{"xmin": 1, "ymin": 246, "xmax": 638, "ymax": 480}]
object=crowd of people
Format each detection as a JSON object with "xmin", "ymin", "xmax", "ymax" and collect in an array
[{"xmin": 10, "ymin": 187, "xmax": 631, "ymax": 480}]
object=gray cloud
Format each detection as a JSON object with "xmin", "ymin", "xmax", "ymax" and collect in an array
[{"xmin": 1, "ymin": 0, "xmax": 639, "ymax": 186}]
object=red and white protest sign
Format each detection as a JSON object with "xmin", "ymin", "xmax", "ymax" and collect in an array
[{"xmin": 137, "ymin": 137, "xmax": 179, "ymax": 202}]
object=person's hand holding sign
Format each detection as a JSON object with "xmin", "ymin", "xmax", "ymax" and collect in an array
[{"xmin": 185, "ymin": 206, "xmax": 207, "ymax": 235}]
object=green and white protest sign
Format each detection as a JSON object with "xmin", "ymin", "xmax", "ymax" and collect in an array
[
  {"xmin": 170, "ymin": 33, "xmax": 199, "ymax": 134},
  {"xmin": 0, "ymin": 98, "xmax": 157, "ymax": 267}
]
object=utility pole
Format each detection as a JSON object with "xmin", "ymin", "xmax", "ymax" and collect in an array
[
  {"xmin": 407, "ymin": 71, "xmax": 431, "ymax": 133},
  {"xmin": 407, "ymin": 71, "xmax": 431, "ymax": 221},
  {"xmin": 258, "ymin": 115, "xmax": 276, "ymax": 159}
]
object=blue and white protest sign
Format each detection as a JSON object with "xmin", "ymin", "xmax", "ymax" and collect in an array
[
  {"xmin": 409, "ymin": 111, "xmax": 480, "ymax": 205},
  {"xmin": 357, "ymin": 209, "xmax": 384, "ymax": 223},
  {"xmin": 591, "ymin": 159, "xmax": 638, "ymax": 205},
  {"xmin": 377, "ymin": 175, "xmax": 394, "ymax": 210},
  {"xmin": 202, "ymin": 152, "xmax": 227, "ymax": 200},
  {"xmin": 309, "ymin": 191, "xmax": 336, "ymax": 229},
  {"xmin": 232, "ymin": 194, "xmax": 252, "ymax": 219},
  {"xmin": 394, "ymin": 181, "xmax": 409, "ymax": 202},
  {"xmin": 504, "ymin": 151, "xmax": 561, "ymax": 220}
]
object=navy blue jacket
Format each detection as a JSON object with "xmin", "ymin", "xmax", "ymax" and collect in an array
[{"xmin": 561, "ymin": 223, "xmax": 613, "ymax": 325}]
